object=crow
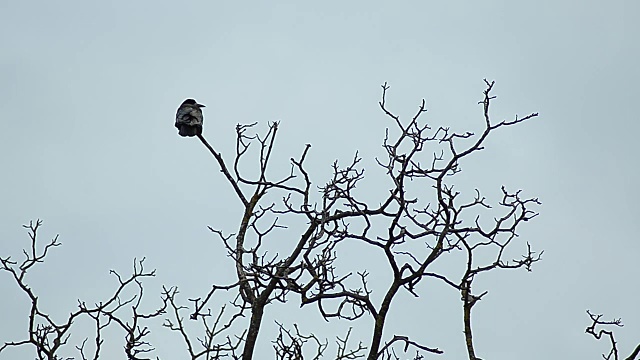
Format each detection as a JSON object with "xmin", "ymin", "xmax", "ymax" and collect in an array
[{"xmin": 175, "ymin": 99, "xmax": 205, "ymax": 137}]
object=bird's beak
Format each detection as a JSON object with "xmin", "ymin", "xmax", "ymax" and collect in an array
[{"xmin": 198, "ymin": 104, "xmax": 206, "ymax": 108}]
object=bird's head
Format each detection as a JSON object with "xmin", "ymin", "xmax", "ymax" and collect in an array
[{"xmin": 182, "ymin": 98, "xmax": 206, "ymax": 107}]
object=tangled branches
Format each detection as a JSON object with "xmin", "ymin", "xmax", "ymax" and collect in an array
[
  {"xmin": 183, "ymin": 80, "xmax": 541, "ymax": 359},
  {"xmin": 0, "ymin": 220, "xmax": 165, "ymax": 360},
  {"xmin": 3, "ymin": 81, "xmax": 544, "ymax": 360}
]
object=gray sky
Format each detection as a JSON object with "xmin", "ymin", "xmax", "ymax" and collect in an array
[{"xmin": 1, "ymin": 1, "xmax": 638, "ymax": 359}]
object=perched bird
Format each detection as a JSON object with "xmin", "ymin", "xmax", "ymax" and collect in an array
[{"xmin": 175, "ymin": 99, "xmax": 205, "ymax": 137}]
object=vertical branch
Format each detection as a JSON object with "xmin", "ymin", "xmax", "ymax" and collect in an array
[{"xmin": 460, "ymin": 278, "xmax": 487, "ymax": 360}]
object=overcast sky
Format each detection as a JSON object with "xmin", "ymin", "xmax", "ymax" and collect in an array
[{"xmin": 1, "ymin": 1, "xmax": 638, "ymax": 359}]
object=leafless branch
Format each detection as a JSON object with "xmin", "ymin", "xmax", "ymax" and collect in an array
[
  {"xmin": 586, "ymin": 310, "xmax": 640, "ymax": 360},
  {"xmin": 1, "ymin": 221, "xmax": 164, "ymax": 360}
]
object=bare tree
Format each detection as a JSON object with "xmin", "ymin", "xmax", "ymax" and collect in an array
[
  {"xmin": 163, "ymin": 79, "xmax": 541, "ymax": 360},
  {"xmin": 3, "ymin": 81, "xmax": 552, "ymax": 360},
  {"xmin": 0, "ymin": 220, "xmax": 167, "ymax": 360}
]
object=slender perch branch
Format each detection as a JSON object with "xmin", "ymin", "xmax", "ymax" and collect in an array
[{"xmin": 198, "ymin": 133, "xmax": 249, "ymax": 207}]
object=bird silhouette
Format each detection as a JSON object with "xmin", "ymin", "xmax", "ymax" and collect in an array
[{"xmin": 175, "ymin": 99, "xmax": 205, "ymax": 137}]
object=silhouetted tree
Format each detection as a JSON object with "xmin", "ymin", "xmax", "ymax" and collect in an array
[
  {"xmin": 2, "ymin": 81, "xmax": 582, "ymax": 360},
  {"xmin": 0, "ymin": 220, "xmax": 167, "ymax": 360}
]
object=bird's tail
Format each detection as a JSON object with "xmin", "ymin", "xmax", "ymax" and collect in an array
[{"xmin": 178, "ymin": 125, "xmax": 202, "ymax": 137}]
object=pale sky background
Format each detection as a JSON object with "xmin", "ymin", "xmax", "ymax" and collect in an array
[{"xmin": 1, "ymin": 1, "xmax": 639, "ymax": 359}]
